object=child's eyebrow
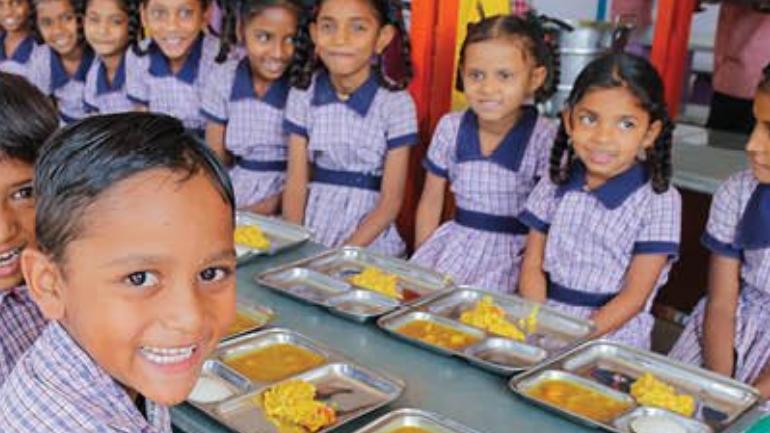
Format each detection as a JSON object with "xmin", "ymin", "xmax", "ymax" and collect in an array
[
  {"xmin": 10, "ymin": 179, "xmax": 33, "ymax": 188},
  {"xmin": 101, "ymin": 248, "xmax": 236, "ymax": 268}
]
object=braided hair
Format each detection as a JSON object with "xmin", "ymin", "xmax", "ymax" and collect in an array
[
  {"xmin": 84, "ymin": 0, "xmax": 142, "ymax": 55},
  {"xmin": 455, "ymin": 12, "xmax": 558, "ymax": 103},
  {"xmin": 216, "ymin": 0, "xmax": 303, "ymax": 63},
  {"xmin": 289, "ymin": 0, "xmax": 413, "ymax": 91},
  {"xmin": 549, "ymin": 52, "xmax": 673, "ymax": 194}
]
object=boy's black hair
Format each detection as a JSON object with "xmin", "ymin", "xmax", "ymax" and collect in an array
[
  {"xmin": 0, "ymin": 72, "xmax": 59, "ymax": 164},
  {"xmin": 290, "ymin": 0, "xmax": 412, "ymax": 91},
  {"xmin": 216, "ymin": 0, "xmax": 304, "ymax": 63},
  {"xmin": 456, "ymin": 12, "xmax": 558, "ymax": 102},
  {"xmin": 760, "ymin": 61, "xmax": 770, "ymax": 93},
  {"xmin": 549, "ymin": 52, "xmax": 674, "ymax": 193},
  {"xmin": 34, "ymin": 112, "xmax": 234, "ymax": 264},
  {"xmin": 84, "ymin": 0, "xmax": 143, "ymax": 55}
]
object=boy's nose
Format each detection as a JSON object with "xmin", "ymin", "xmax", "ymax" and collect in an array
[{"xmin": 162, "ymin": 283, "xmax": 205, "ymax": 334}]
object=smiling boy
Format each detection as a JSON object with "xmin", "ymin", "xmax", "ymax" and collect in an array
[
  {"xmin": 0, "ymin": 71, "xmax": 58, "ymax": 387},
  {"xmin": 0, "ymin": 112, "xmax": 237, "ymax": 432}
]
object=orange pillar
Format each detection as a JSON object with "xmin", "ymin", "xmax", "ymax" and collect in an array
[
  {"xmin": 650, "ymin": 0, "xmax": 696, "ymax": 117},
  {"xmin": 398, "ymin": 0, "xmax": 444, "ymax": 251}
]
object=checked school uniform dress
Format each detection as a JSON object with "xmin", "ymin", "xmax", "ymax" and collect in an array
[
  {"xmin": 0, "ymin": 33, "xmax": 39, "ymax": 77},
  {"xmin": 0, "ymin": 285, "xmax": 47, "ymax": 387},
  {"xmin": 126, "ymin": 33, "xmax": 224, "ymax": 136},
  {"xmin": 83, "ymin": 53, "xmax": 134, "ymax": 115},
  {"xmin": 410, "ymin": 107, "xmax": 556, "ymax": 293},
  {"xmin": 201, "ymin": 58, "xmax": 290, "ymax": 209},
  {"xmin": 0, "ymin": 322, "xmax": 172, "ymax": 433},
  {"xmin": 520, "ymin": 162, "xmax": 682, "ymax": 349},
  {"xmin": 28, "ymin": 45, "xmax": 95, "ymax": 124},
  {"xmin": 670, "ymin": 170, "xmax": 770, "ymax": 390},
  {"xmin": 283, "ymin": 70, "xmax": 418, "ymax": 256}
]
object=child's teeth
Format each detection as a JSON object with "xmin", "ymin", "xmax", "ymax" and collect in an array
[
  {"xmin": 141, "ymin": 345, "xmax": 196, "ymax": 365},
  {"xmin": 0, "ymin": 248, "xmax": 21, "ymax": 265}
]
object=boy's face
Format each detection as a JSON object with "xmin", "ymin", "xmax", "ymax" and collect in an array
[
  {"xmin": 36, "ymin": 0, "xmax": 80, "ymax": 57},
  {"xmin": 141, "ymin": 0, "xmax": 207, "ymax": 67},
  {"xmin": 0, "ymin": 157, "xmax": 34, "ymax": 291},
  {"xmin": 27, "ymin": 169, "xmax": 236, "ymax": 404}
]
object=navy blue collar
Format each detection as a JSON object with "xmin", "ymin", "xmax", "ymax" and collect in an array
[
  {"xmin": 456, "ymin": 106, "xmax": 538, "ymax": 171},
  {"xmin": 229, "ymin": 58, "xmax": 289, "ymax": 109},
  {"xmin": 148, "ymin": 33, "xmax": 204, "ymax": 84},
  {"xmin": 0, "ymin": 33, "xmax": 35, "ymax": 63},
  {"xmin": 51, "ymin": 47, "xmax": 94, "ymax": 90},
  {"xmin": 556, "ymin": 162, "xmax": 648, "ymax": 209},
  {"xmin": 736, "ymin": 182, "xmax": 770, "ymax": 250},
  {"xmin": 311, "ymin": 70, "xmax": 379, "ymax": 117},
  {"xmin": 96, "ymin": 54, "xmax": 126, "ymax": 95}
]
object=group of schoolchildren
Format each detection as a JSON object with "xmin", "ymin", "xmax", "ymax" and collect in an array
[{"xmin": 1, "ymin": 0, "xmax": 770, "ymax": 431}]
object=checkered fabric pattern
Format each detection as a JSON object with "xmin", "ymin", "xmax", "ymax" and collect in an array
[
  {"xmin": 0, "ymin": 285, "xmax": 47, "ymax": 387},
  {"xmin": 0, "ymin": 322, "xmax": 172, "ymax": 432}
]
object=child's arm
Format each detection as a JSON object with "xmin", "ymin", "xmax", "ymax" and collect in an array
[
  {"xmin": 752, "ymin": 369, "xmax": 770, "ymax": 400},
  {"xmin": 703, "ymin": 253, "xmax": 741, "ymax": 377},
  {"xmin": 282, "ymin": 134, "xmax": 310, "ymax": 224},
  {"xmin": 414, "ymin": 173, "xmax": 446, "ymax": 249},
  {"xmin": 344, "ymin": 146, "xmax": 410, "ymax": 247},
  {"xmin": 590, "ymin": 254, "xmax": 668, "ymax": 337},
  {"xmin": 205, "ymin": 122, "xmax": 231, "ymax": 165},
  {"xmin": 518, "ymin": 230, "xmax": 548, "ymax": 303},
  {"xmin": 245, "ymin": 194, "xmax": 282, "ymax": 216}
]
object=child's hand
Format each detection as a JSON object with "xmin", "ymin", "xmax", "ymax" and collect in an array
[{"xmin": 518, "ymin": 231, "xmax": 548, "ymax": 302}]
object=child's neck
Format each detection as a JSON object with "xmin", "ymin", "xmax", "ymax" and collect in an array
[
  {"xmin": 328, "ymin": 67, "xmax": 371, "ymax": 99},
  {"xmin": 250, "ymin": 65, "xmax": 270, "ymax": 97},
  {"xmin": 100, "ymin": 51, "xmax": 123, "ymax": 84},
  {"xmin": 476, "ymin": 108, "xmax": 523, "ymax": 156},
  {"xmin": 166, "ymin": 34, "xmax": 200, "ymax": 75},
  {"xmin": 3, "ymin": 29, "xmax": 29, "ymax": 55},
  {"xmin": 59, "ymin": 45, "xmax": 84, "ymax": 76}
]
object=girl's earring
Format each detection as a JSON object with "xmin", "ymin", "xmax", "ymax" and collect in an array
[{"xmin": 637, "ymin": 147, "xmax": 648, "ymax": 161}]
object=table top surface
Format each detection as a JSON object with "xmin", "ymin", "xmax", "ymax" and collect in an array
[
  {"xmin": 672, "ymin": 123, "xmax": 748, "ymax": 195},
  {"xmin": 171, "ymin": 243, "xmax": 764, "ymax": 433}
]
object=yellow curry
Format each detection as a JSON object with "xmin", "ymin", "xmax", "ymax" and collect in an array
[
  {"xmin": 526, "ymin": 379, "xmax": 632, "ymax": 422},
  {"xmin": 396, "ymin": 320, "xmax": 480, "ymax": 350},
  {"xmin": 224, "ymin": 344, "xmax": 325, "ymax": 382},
  {"xmin": 348, "ymin": 267, "xmax": 401, "ymax": 300}
]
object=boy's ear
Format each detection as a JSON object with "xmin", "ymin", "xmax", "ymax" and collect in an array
[
  {"xmin": 21, "ymin": 248, "xmax": 66, "ymax": 321},
  {"xmin": 375, "ymin": 24, "xmax": 396, "ymax": 55}
]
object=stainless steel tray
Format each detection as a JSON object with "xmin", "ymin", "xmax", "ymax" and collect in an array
[
  {"xmin": 217, "ymin": 362, "xmax": 404, "ymax": 433},
  {"xmin": 377, "ymin": 287, "xmax": 595, "ymax": 375},
  {"xmin": 256, "ymin": 247, "xmax": 454, "ymax": 321},
  {"xmin": 221, "ymin": 300, "xmax": 275, "ymax": 341},
  {"xmin": 509, "ymin": 340, "xmax": 761, "ymax": 433},
  {"xmin": 188, "ymin": 328, "xmax": 404, "ymax": 433},
  {"xmin": 352, "ymin": 408, "xmax": 485, "ymax": 433},
  {"xmin": 235, "ymin": 211, "xmax": 312, "ymax": 262}
]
